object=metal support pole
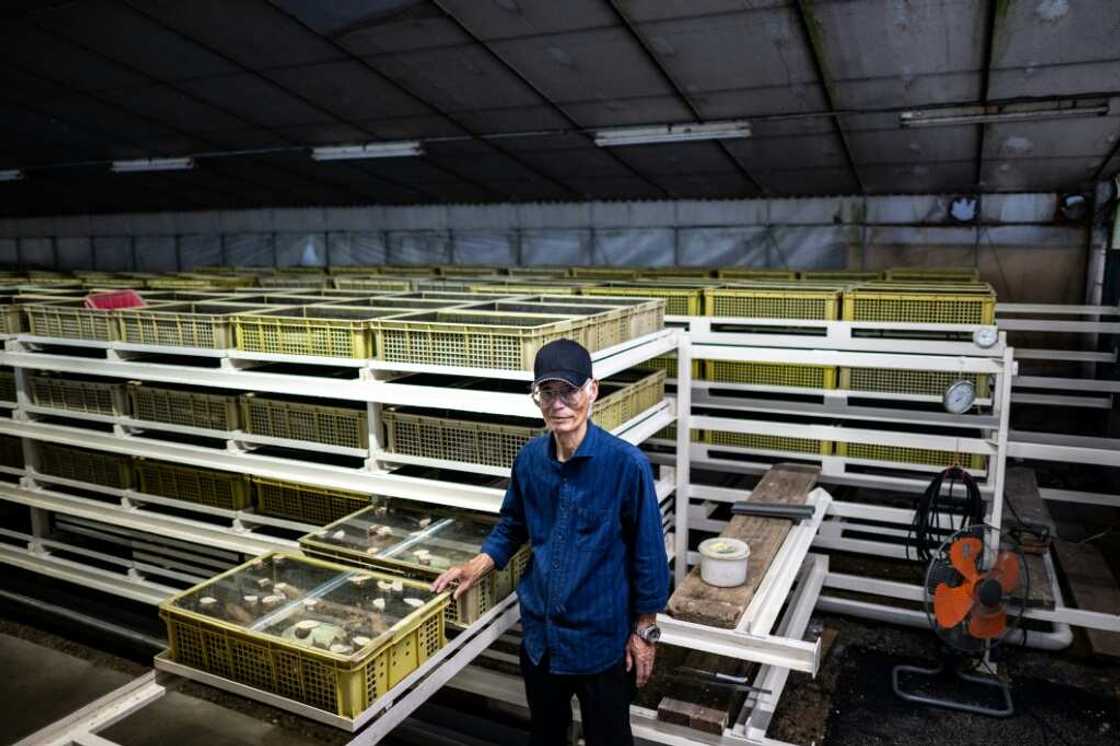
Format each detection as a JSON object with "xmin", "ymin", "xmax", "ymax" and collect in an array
[{"xmin": 673, "ymin": 332, "xmax": 692, "ymax": 587}]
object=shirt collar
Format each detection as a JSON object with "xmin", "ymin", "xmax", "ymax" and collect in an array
[{"xmin": 548, "ymin": 422, "xmax": 599, "ymax": 463}]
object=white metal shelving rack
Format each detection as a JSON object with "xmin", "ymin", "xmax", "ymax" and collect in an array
[{"xmin": 0, "ymin": 323, "xmax": 832, "ymax": 746}]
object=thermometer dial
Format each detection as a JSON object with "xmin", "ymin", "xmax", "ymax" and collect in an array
[{"xmin": 943, "ymin": 379, "xmax": 977, "ymax": 415}]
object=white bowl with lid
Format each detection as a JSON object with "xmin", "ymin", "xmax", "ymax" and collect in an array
[{"xmin": 698, "ymin": 537, "xmax": 750, "ymax": 587}]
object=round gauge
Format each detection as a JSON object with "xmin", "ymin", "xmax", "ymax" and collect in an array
[
  {"xmin": 943, "ymin": 379, "xmax": 977, "ymax": 415},
  {"xmin": 973, "ymin": 327, "xmax": 998, "ymax": 348}
]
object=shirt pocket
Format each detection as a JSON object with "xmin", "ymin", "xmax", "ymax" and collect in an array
[{"xmin": 575, "ymin": 506, "xmax": 610, "ymax": 540}]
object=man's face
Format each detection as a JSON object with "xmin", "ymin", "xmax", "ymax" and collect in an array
[{"xmin": 533, "ymin": 378, "xmax": 599, "ymax": 435}]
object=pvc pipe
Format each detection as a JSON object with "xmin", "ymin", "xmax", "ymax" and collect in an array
[
  {"xmin": 0, "ymin": 589, "xmax": 166, "ymax": 651},
  {"xmin": 815, "ymin": 594, "xmax": 1073, "ymax": 651}
]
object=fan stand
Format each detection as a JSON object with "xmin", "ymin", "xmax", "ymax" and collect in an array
[{"xmin": 891, "ymin": 656, "xmax": 1013, "ymax": 718}]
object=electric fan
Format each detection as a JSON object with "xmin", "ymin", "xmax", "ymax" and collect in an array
[{"xmin": 893, "ymin": 525, "xmax": 1028, "ymax": 717}]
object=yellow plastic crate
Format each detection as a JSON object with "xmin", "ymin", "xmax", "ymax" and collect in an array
[
  {"xmin": 0, "ymin": 369, "xmax": 15, "ymax": 402},
  {"xmin": 438, "ymin": 265, "xmax": 499, "ymax": 277},
  {"xmin": 28, "ymin": 374, "xmax": 128, "ymax": 416},
  {"xmin": 705, "ymin": 361, "xmax": 837, "ymax": 389},
  {"xmin": 637, "ymin": 354, "xmax": 701, "ymax": 379},
  {"xmin": 301, "ymin": 504, "xmax": 532, "ymax": 626},
  {"xmin": 118, "ymin": 302, "xmax": 268, "ymax": 348},
  {"xmin": 582, "ymin": 285, "xmax": 702, "ymax": 316},
  {"xmin": 707, "ymin": 431, "xmax": 833, "ymax": 456},
  {"xmin": 160, "ymin": 552, "xmax": 448, "ymax": 718},
  {"xmin": 638, "ymin": 267, "xmax": 715, "ymax": 279},
  {"xmin": 179, "ymin": 273, "xmax": 258, "ymax": 289},
  {"xmin": 451, "ymin": 300, "xmax": 635, "ymax": 352},
  {"xmin": 373, "ymin": 310, "xmax": 597, "ymax": 370},
  {"xmin": 842, "ymin": 284, "xmax": 996, "ymax": 325},
  {"xmin": 839, "ymin": 368, "xmax": 992, "ymax": 398},
  {"xmin": 253, "ymin": 477, "xmax": 371, "ymax": 525},
  {"xmin": 38, "ymin": 444, "xmax": 132, "ymax": 489},
  {"xmin": 467, "ymin": 282, "xmax": 581, "ymax": 295},
  {"xmin": 654, "ymin": 425, "xmax": 704, "ymax": 442},
  {"xmin": 258, "ymin": 276, "xmax": 331, "ymax": 289},
  {"xmin": 240, "ymin": 394, "xmax": 368, "ymax": 450},
  {"xmin": 507, "ymin": 267, "xmax": 569, "ymax": 277},
  {"xmin": 516, "ymin": 294, "xmax": 664, "ymax": 342},
  {"xmin": 715, "ymin": 268, "xmax": 798, "ymax": 280},
  {"xmin": 704, "ymin": 284, "xmax": 841, "ymax": 319},
  {"xmin": 884, "ymin": 267, "xmax": 980, "ymax": 282},
  {"xmin": 135, "ymin": 459, "xmax": 252, "ymax": 510},
  {"xmin": 144, "ymin": 277, "xmax": 216, "ymax": 289},
  {"xmin": 333, "ymin": 277, "xmax": 415, "ymax": 292},
  {"xmin": 127, "ymin": 382, "xmax": 241, "ymax": 431},
  {"xmin": 835, "ymin": 442, "xmax": 987, "ymax": 471},
  {"xmin": 799, "ymin": 271, "xmax": 882, "ymax": 281},
  {"xmin": 235, "ymin": 305, "xmax": 399, "ymax": 359},
  {"xmin": 24, "ymin": 299, "xmax": 118, "ymax": 341},
  {"xmin": 379, "ymin": 265, "xmax": 439, "ymax": 277},
  {"xmin": 382, "ymin": 370, "xmax": 665, "ymax": 468},
  {"xmin": 570, "ymin": 267, "xmax": 640, "ymax": 279},
  {"xmin": 0, "ymin": 434, "xmax": 24, "ymax": 469},
  {"xmin": 0, "ymin": 300, "xmax": 27, "ymax": 334}
]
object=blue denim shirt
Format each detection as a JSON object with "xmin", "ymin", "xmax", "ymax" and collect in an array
[{"xmin": 480, "ymin": 424, "xmax": 669, "ymax": 675}]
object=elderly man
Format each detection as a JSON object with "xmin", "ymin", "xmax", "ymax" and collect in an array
[{"xmin": 434, "ymin": 338, "xmax": 669, "ymax": 746}]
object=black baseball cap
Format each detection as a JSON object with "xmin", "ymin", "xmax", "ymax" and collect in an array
[{"xmin": 533, "ymin": 339, "xmax": 592, "ymax": 388}]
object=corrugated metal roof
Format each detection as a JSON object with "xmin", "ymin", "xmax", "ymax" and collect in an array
[{"xmin": 0, "ymin": 0, "xmax": 1117, "ymax": 215}]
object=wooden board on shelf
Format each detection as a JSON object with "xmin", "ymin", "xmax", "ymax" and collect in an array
[{"xmin": 667, "ymin": 463, "xmax": 819, "ymax": 629}]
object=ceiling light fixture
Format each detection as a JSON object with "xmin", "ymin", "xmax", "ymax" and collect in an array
[
  {"xmin": 0, "ymin": 169, "xmax": 24, "ymax": 182},
  {"xmin": 594, "ymin": 120, "xmax": 751, "ymax": 147},
  {"xmin": 311, "ymin": 141, "xmax": 424, "ymax": 161},
  {"xmin": 899, "ymin": 103, "xmax": 1111, "ymax": 128},
  {"xmin": 111, "ymin": 157, "xmax": 195, "ymax": 173}
]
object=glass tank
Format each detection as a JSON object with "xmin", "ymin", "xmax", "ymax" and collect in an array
[
  {"xmin": 302, "ymin": 499, "xmax": 496, "ymax": 574},
  {"xmin": 168, "ymin": 553, "xmax": 441, "ymax": 655}
]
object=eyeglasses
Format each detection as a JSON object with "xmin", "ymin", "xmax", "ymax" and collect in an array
[{"xmin": 530, "ymin": 380, "xmax": 590, "ymax": 408}]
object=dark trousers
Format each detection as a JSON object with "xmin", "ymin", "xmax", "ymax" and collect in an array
[{"xmin": 519, "ymin": 645, "xmax": 636, "ymax": 746}]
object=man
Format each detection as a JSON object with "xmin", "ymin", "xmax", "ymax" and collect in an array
[{"xmin": 433, "ymin": 338, "xmax": 669, "ymax": 746}]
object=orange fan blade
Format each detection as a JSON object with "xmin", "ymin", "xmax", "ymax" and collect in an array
[
  {"xmin": 988, "ymin": 551, "xmax": 1021, "ymax": 594},
  {"xmin": 968, "ymin": 608, "xmax": 1007, "ymax": 639},
  {"xmin": 948, "ymin": 537, "xmax": 982, "ymax": 581},
  {"xmin": 934, "ymin": 582, "xmax": 974, "ymax": 629}
]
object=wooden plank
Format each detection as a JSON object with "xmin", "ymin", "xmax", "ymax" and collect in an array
[
  {"xmin": 1003, "ymin": 467, "xmax": 1055, "ymax": 554},
  {"xmin": 1053, "ymin": 538, "xmax": 1120, "ymax": 658},
  {"xmin": 667, "ymin": 463, "xmax": 819, "ymax": 628},
  {"xmin": 1019, "ymin": 552, "xmax": 1055, "ymax": 609}
]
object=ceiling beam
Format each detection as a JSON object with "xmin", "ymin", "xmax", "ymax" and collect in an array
[
  {"xmin": 429, "ymin": 0, "xmax": 674, "ymax": 199},
  {"xmin": 264, "ymin": 0, "xmax": 584, "ymax": 202},
  {"xmin": 974, "ymin": 0, "xmax": 999, "ymax": 188},
  {"xmin": 118, "ymin": 0, "xmax": 479, "ymax": 203},
  {"xmin": 602, "ymin": 0, "xmax": 766, "ymax": 195},
  {"xmin": 791, "ymin": 0, "xmax": 864, "ymax": 193}
]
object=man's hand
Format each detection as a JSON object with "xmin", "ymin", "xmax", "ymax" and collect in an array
[
  {"xmin": 625, "ymin": 632, "xmax": 656, "ymax": 688},
  {"xmin": 432, "ymin": 553, "xmax": 495, "ymax": 600}
]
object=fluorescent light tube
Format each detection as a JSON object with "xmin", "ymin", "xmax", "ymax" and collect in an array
[
  {"xmin": 594, "ymin": 120, "xmax": 751, "ymax": 147},
  {"xmin": 311, "ymin": 141, "xmax": 424, "ymax": 161},
  {"xmin": 0, "ymin": 169, "xmax": 23, "ymax": 182},
  {"xmin": 111, "ymin": 157, "xmax": 194, "ymax": 173},
  {"xmin": 899, "ymin": 104, "xmax": 1110, "ymax": 128}
]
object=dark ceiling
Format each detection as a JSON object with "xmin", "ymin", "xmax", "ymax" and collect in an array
[{"xmin": 1, "ymin": 0, "xmax": 1119, "ymax": 216}]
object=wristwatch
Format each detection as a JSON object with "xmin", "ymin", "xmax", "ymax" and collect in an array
[{"xmin": 635, "ymin": 623, "xmax": 661, "ymax": 644}]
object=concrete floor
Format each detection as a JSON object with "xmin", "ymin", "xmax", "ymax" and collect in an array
[
  {"xmin": 0, "ymin": 632, "xmax": 332, "ymax": 746},
  {"xmin": 0, "ymin": 633, "xmax": 136, "ymax": 743}
]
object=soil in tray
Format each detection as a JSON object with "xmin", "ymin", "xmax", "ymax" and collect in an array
[{"xmin": 172, "ymin": 555, "xmax": 439, "ymax": 653}]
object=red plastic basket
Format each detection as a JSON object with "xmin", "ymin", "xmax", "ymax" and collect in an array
[{"xmin": 84, "ymin": 290, "xmax": 145, "ymax": 310}]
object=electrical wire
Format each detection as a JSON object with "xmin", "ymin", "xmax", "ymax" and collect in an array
[{"xmin": 908, "ymin": 466, "xmax": 984, "ymax": 564}]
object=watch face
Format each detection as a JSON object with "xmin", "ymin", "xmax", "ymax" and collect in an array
[{"xmin": 642, "ymin": 625, "xmax": 661, "ymax": 643}]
